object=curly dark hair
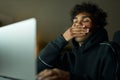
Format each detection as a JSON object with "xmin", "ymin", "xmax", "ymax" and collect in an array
[{"xmin": 70, "ymin": 2, "xmax": 107, "ymax": 28}]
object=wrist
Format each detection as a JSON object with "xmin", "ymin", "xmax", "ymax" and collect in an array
[{"xmin": 62, "ymin": 33, "xmax": 71, "ymax": 41}]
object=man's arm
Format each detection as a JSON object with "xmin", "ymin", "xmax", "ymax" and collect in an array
[{"xmin": 37, "ymin": 35, "xmax": 68, "ymax": 73}]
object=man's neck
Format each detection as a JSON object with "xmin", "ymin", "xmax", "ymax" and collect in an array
[{"xmin": 79, "ymin": 42, "xmax": 84, "ymax": 46}]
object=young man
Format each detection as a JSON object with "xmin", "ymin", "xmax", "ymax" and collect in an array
[{"xmin": 37, "ymin": 2, "xmax": 116, "ymax": 80}]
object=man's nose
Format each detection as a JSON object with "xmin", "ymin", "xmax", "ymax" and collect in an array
[{"xmin": 75, "ymin": 21, "xmax": 83, "ymax": 28}]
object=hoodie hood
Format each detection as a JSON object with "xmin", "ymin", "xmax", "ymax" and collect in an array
[{"xmin": 72, "ymin": 28, "xmax": 109, "ymax": 51}]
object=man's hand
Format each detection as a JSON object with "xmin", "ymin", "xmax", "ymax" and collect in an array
[
  {"xmin": 37, "ymin": 68, "xmax": 70, "ymax": 80},
  {"xmin": 63, "ymin": 23, "xmax": 89, "ymax": 41}
]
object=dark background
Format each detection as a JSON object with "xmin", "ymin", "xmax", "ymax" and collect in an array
[{"xmin": 0, "ymin": 0, "xmax": 120, "ymax": 52}]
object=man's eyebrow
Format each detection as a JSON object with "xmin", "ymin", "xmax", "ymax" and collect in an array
[
  {"xmin": 74, "ymin": 16, "xmax": 91, "ymax": 20},
  {"xmin": 82, "ymin": 16, "xmax": 90, "ymax": 19}
]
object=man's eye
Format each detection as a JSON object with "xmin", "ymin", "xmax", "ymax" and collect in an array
[
  {"xmin": 82, "ymin": 17, "xmax": 91, "ymax": 22},
  {"xmin": 83, "ymin": 20, "xmax": 90, "ymax": 22},
  {"xmin": 82, "ymin": 18, "xmax": 91, "ymax": 23}
]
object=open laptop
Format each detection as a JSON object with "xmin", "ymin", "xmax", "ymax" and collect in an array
[{"xmin": 0, "ymin": 18, "xmax": 36, "ymax": 80}]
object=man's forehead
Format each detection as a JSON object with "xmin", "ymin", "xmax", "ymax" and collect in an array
[
  {"xmin": 75, "ymin": 15, "xmax": 91, "ymax": 20},
  {"xmin": 75, "ymin": 13, "xmax": 91, "ymax": 19}
]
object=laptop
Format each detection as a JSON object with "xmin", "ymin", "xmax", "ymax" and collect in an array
[{"xmin": 0, "ymin": 18, "xmax": 36, "ymax": 80}]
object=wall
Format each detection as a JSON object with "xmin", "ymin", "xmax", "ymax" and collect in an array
[{"xmin": 0, "ymin": 0, "xmax": 120, "ymax": 52}]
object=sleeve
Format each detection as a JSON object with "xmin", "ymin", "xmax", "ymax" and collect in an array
[
  {"xmin": 36, "ymin": 35, "xmax": 68, "ymax": 73},
  {"xmin": 98, "ymin": 43, "xmax": 117, "ymax": 80},
  {"xmin": 101, "ymin": 52, "xmax": 116, "ymax": 80}
]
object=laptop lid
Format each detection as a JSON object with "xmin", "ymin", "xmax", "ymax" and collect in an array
[{"xmin": 0, "ymin": 18, "xmax": 36, "ymax": 80}]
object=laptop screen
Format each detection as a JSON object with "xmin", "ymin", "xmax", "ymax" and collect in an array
[{"xmin": 0, "ymin": 18, "xmax": 36, "ymax": 80}]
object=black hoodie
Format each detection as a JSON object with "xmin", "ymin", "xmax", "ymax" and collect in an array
[
  {"xmin": 113, "ymin": 31, "xmax": 120, "ymax": 80},
  {"xmin": 37, "ymin": 28, "xmax": 116, "ymax": 80}
]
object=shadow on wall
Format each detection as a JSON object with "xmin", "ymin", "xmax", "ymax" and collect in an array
[
  {"xmin": 36, "ymin": 34, "xmax": 48, "ymax": 57},
  {"xmin": 0, "ymin": 21, "xmax": 3, "ymax": 27},
  {"xmin": 0, "ymin": 14, "xmax": 13, "ymax": 26}
]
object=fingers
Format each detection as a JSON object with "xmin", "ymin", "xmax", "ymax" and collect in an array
[
  {"xmin": 52, "ymin": 68, "xmax": 70, "ymax": 80},
  {"xmin": 63, "ymin": 23, "xmax": 90, "ymax": 41},
  {"xmin": 37, "ymin": 69, "xmax": 56, "ymax": 80},
  {"xmin": 63, "ymin": 27, "xmax": 75, "ymax": 41},
  {"xmin": 43, "ymin": 76, "xmax": 59, "ymax": 80},
  {"xmin": 38, "ymin": 75, "xmax": 59, "ymax": 80},
  {"xmin": 71, "ymin": 27, "xmax": 89, "ymax": 34},
  {"xmin": 37, "ymin": 68, "xmax": 70, "ymax": 80},
  {"xmin": 70, "ymin": 27, "xmax": 89, "ymax": 37}
]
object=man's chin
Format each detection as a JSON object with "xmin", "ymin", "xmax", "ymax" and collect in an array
[{"xmin": 75, "ymin": 37, "xmax": 85, "ymax": 42}]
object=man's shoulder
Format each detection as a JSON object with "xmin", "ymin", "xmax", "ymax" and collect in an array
[
  {"xmin": 99, "ymin": 41, "xmax": 120, "ymax": 59},
  {"xmin": 100, "ymin": 42, "xmax": 120, "ymax": 51},
  {"xmin": 95, "ymin": 42, "xmax": 116, "ymax": 58},
  {"xmin": 99, "ymin": 42, "xmax": 116, "ymax": 49}
]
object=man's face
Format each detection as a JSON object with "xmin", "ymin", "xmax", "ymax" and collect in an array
[{"xmin": 73, "ymin": 12, "xmax": 93, "ymax": 43}]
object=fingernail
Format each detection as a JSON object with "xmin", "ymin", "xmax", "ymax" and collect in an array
[{"xmin": 87, "ymin": 29, "xmax": 89, "ymax": 33}]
